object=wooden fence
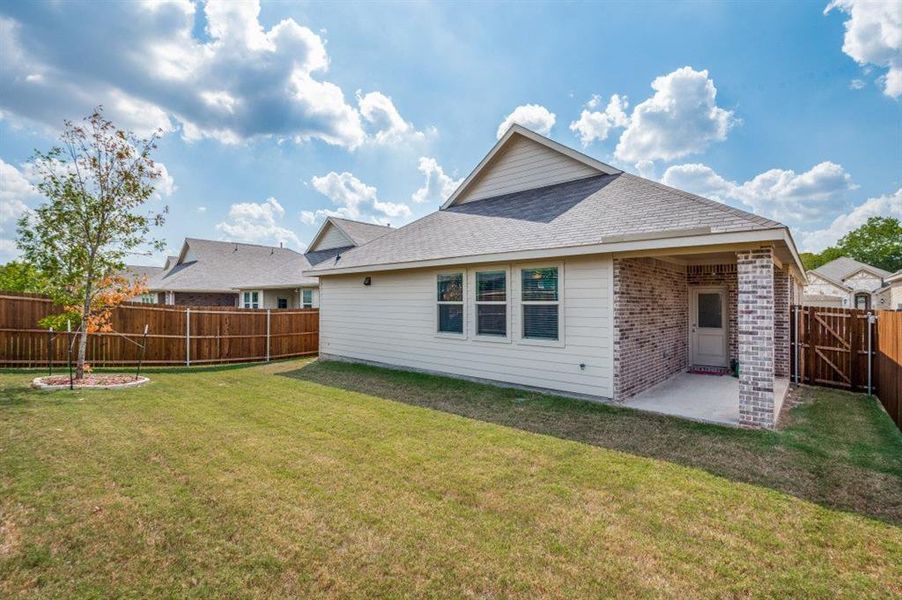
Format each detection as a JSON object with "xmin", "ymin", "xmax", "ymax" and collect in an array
[
  {"xmin": 792, "ymin": 305, "xmax": 901, "ymax": 428},
  {"xmin": 0, "ymin": 292, "xmax": 318, "ymax": 367}
]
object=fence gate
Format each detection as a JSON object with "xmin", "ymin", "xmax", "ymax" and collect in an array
[{"xmin": 792, "ymin": 306, "xmax": 874, "ymax": 393}]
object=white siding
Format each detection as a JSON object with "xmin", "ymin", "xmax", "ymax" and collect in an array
[
  {"xmin": 319, "ymin": 255, "xmax": 614, "ymax": 398},
  {"xmin": 310, "ymin": 223, "xmax": 353, "ymax": 252},
  {"xmin": 457, "ymin": 136, "xmax": 600, "ymax": 204},
  {"xmin": 241, "ymin": 288, "xmax": 319, "ymax": 309}
]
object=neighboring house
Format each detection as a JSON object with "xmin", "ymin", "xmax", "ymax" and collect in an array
[
  {"xmin": 304, "ymin": 217, "xmax": 394, "ymax": 266},
  {"xmin": 126, "ymin": 238, "xmax": 319, "ymax": 308},
  {"xmin": 802, "ymin": 257, "xmax": 895, "ymax": 310},
  {"xmin": 305, "ymin": 125, "xmax": 807, "ymax": 429},
  {"xmin": 879, "ymin": 269, "xmax": 902, "ymax": 310}
]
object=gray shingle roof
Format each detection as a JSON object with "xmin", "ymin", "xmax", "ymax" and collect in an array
[
  {"xmin": 811, "ymin": 257, "xmax": 891, "ymax": 282},
  {"xmin": 330, "ymin": 218, "xmax": 393, "ymax": 246},
  {"xmin": 149, "ymin": 238, "xmax": 316, "ymax": 291},
  {"xmin": 122, "ymin": 264, "xmax": 164, "ymax": 283},
  {"xmin": 308, "ymin": 173, "xmax": 784, "ymax": 272}
]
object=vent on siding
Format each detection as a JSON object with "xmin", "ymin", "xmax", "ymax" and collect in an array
[{"xmin": 687, "ymin": 264, "xmax": 737, "ymax": 275}]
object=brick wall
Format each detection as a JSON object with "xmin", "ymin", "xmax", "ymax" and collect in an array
[
  {"xmin": 613, "ymin": 258, "xmax": 688, "ymax": 400},
  {"xmin": 687, "ymin": 264, "xmax": 737, "ymax": 363},
  {"xmin": 737, "ymin": 248, "xmax": 775, "ymax": 428},
  {"xmin": 773, "ymin": 265, "xmax": 790, "ymax": 379},
  {"xmin": 172, "ymin": 292, "xmax": 238, "ymax": 307}
]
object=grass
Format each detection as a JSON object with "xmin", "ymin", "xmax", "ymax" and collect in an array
[{"xmin": 0, "ymin": 359, "xmax": 899, "ymax": 598}]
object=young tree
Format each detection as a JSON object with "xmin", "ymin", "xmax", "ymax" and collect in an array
[{"xmin": 16, "ymin": 108, "xmax": 167, "ymax": 378}]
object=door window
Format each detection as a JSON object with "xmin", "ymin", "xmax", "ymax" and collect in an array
[{"xmin": 697, "ymin": 292, "xmax": 722, "ymax": 328}]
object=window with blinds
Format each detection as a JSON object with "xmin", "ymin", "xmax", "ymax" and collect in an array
[
  {"xmin": 475, "ymin": 270, "xmax": 507, "ymax": 336},
  {"xmin": 437, "ymin": 273, "xmax": 464, "ymax": 334},
  {"xmin": 521, "ymin": 267, "xmax": 559, "ymax": 340}
]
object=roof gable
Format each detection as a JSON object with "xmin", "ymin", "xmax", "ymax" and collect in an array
[
  {"xmin": 306, "ymin": 217, "xmax": 393, "ymax": 252},
  {"xmin": 442, "ymin": 124, "xmax": 620, "ymax": 208}
]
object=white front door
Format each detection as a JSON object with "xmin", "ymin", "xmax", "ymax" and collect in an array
[{"xmin": 690, "ymin": 287, "xmax": 728, "ymax": 367}]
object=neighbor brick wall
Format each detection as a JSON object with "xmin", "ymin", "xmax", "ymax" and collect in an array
[
  {"xmin": 613, "ymin": 258, "xmax": 688, "ymax": 400},
  {"xmin": 773, "ymin": 265, "xmax": 791, "ymax": 379},
  {"xmin": 172, "ymin": 292, "xmax": 238, "ymax": 307},
  {"xmin": 737, "ymin": 248, "xmax": 775, "ymax": 429},
  {"xmin": 687, "ymin": 264, "xmax": 738, "ymax": 364}
]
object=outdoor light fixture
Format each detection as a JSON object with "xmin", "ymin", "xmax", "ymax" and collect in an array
[{"xmin": 363, "ymin": 277, "xmax": 371, "ymax": 286}]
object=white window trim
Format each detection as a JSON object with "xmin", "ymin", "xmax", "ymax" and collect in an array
[
  {"xmin": 471, "ymin": 266, "xmax": 511, "ymax": 343},
  {"xmin": 242, "ymin": 290, "xmax": 262, "ymax": 309},
  {"xmin": 435, "ymin": 270, "xmax": 467, "ymax": 339},
  {"xmin": 301, "ymin": 288, "xmax": 314, "ymax": 309},
  {"xmin": 516, "ymin": 262, "xmax": 565, "ymax": 348}
]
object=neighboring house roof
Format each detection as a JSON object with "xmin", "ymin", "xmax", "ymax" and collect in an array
[
  {"xmin": 810, "ymin": 257, "xmax": 892, "ymax": 284},
  {"xmin": 149, "ymin": 238, "xmax": 317, "ymax": 292},
  {"xmin": 308, "ymin": 171, "xmax": 786, "ymax": 274},
  {"xmin": 121, "ymin": 264, "xmax": 164, "ymax": 284},
  {"xmin": 884, "ymin": 269, "xmax": 902, "ymax": 284}
]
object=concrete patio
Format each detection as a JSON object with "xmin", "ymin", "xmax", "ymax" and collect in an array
[{"xmin": 624, "ymin": 372, "xmax": 790, "ymax": 426}]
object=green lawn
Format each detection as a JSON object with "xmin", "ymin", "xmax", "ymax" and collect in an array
[{"xmin": 1, "ymin": 359, "xmax": 900, "ymax": 598}]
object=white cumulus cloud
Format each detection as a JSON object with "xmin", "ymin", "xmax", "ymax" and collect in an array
[
  {"xmin": 615, "ymin": 67, "xmax": 736, "ymax": 164},
  {"xmin": 661, "ymin": 161, "xmax": 857, "ymax": 225},
  {"xmin": 496, "ymin": 104, "xmax": 556, "ymax": 139},
  {"xmin": 301, "ymin": 171, "xmax": 411, "ymax": 226},
  {"xmin": 569, "ymin": 94, "xmax": 630, "ymax": 146},
  {"xmin": 826, "ymin": 0, "xmax": 902, "ymax": 99},
  {"xmin": 411, "ymin": 157, "xmax": 462, "ymax": 205},
  {"xmin": 215, "ymin": 197, "xmax": 302, "ymax": 249},
  {"xmin": 0, "ymin": 1, "xmax": 421, "ymax": 147},
  {"xmin": 796, "ymin": 188, "xmax": 902, "ymax": 251},
  {"xmin": 0, "ymin": 158, "xmax": 41, "ymax": 260}
]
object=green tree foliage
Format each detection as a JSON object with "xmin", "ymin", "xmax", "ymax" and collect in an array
[
  {"xmin": 801, "ymin": 217, "xmax": 902, "ymax": 273},
  {"xmin": 0, "ymin": 261, "xmax": 48, "ymax": 293},
  {"xmin": 16, "ymin": 108, "xmax": 167, "ymax": 377}
]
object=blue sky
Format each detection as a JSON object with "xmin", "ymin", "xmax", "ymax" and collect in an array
[{"xmin": 1, "ymin": 0, "xmax": 900, "ymax": 265}]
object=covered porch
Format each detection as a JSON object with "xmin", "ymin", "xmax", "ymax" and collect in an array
[{"xmin": 613, "ymin": 245, "xmax": 800, "ymax": 428}]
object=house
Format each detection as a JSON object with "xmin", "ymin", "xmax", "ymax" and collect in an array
[
  {"xmin": 127, "ymin": 238, "xmax": 320, "ymax": 308},
  {"xmin": 802, "ymin": 257, "xmax": 896, "ymax": 310},
  {"xmin": 304, "ymin": 124, "xmax": 807, "ymax": 429}
]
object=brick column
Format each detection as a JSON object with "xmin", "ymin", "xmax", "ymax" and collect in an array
[
  {"xmin": 737, "ymin": 248, "xmax": 775, "ymax": 428},
  {"xmin": 773, "ymin": 265, "xmax": 790, "ymax": 379}
]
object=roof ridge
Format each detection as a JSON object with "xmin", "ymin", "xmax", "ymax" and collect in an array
[
  {"xmin": 618, "ymin": 173, "xmax": 785, "ymax": 229},
  {"xmin": 186, "ymin": 237, "xmax": 303, "ymax": 255}
]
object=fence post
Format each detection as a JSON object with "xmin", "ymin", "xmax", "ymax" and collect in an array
[
  {"xmin": 185, "ymin": 307, "xmax": 191, "ymax": 367},
  {"xmin": 867, "ymin": 312, "xmax": 874, "ymax": 397},
  {"xmin": 47, "ymin": 327, "xmax": 53, "ymax": 376},
  {"xmin": 266, "ymin": 309, "xmax": 271, "ymax": 362},
  {"xmin": 793, "ymin": 305, "xmax": 799, "ymax": 385}
]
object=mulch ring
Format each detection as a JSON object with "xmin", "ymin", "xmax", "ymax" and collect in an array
[{"xmin": 32, "ymin": 374, "xmax": 149, "ymax": 390}]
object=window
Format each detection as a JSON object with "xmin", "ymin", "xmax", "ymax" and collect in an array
[
  {"xmin": 139, "ymin": 293, "xmax": 156, "ymax": 304},
  {"xmin": 854, "ymin": 293, "xmax": 870, "ymax": 310},
  {"xmin": 697, "ymin": 292, "xmax": 723, "ymax": 328},
  {"xmin": 302, "ymin": 289, "xmax": 313, "ymax": 308},
  {"xmin": 277, "ymin": 298, "xmax": 288, "ymax": 309},
  {"xmin": 521, "ymin": 267, "xmax": 559, "ymax": 340},
  {"xmin": 242, "ymin": 291, "xmax": 260, "ymax": 308},
  {"xmin": 436, "ymin": 273, "xmax": 463, "ymax": 334},
  {"xmin": 476, "ymin": 270, "xmax": 506, "ymax": 337}
]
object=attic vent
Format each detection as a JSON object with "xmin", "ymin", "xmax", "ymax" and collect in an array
[{"xmin": 687, "ymin": 264, "xmax": 737, "ymax": 275}]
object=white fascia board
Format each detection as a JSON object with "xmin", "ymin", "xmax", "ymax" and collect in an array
[{"xmin": 304, "ymin": 228, "xmax": 792, "ymax": 277}]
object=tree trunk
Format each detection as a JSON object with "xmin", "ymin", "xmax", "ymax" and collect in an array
[{"xmin": 76, "ymin": 279, "xmax": 93, "ymax": 379}]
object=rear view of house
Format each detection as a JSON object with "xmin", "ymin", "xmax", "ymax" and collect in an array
[{"xmin": 305, "ymin": 125, "xmax": 807, "ymax": 429}]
